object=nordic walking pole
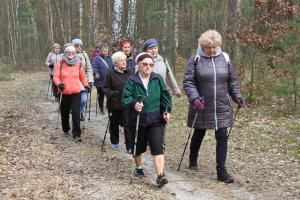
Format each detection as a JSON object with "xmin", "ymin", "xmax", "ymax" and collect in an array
[
  {"xmin": 177, "ymin": 112, "xmax": 199, "ymax": 171},
  {"xmin": 46, "ymin": 77, "xmax": 51, "ymax": 98},
  {"xmin": 83, "ymin": 92, "xmax": 89, "ymax": 133},
  {"xmin": 227, "ymin": 107, "xmax": 240, "ymax": 139},
  {"xmin": 101, "ymin": 112, "xmax": 111, "ymax": 151},
  {"xmin": 56, "ymin": 93, "xmax": 63, "ymax": 130},
  {"xmin": 130, "ymin": 96, "xmax": 145, "ymax": 184},
  {"xmin": 88, "ymin": 90, "xmax": 92, "ymax": 121},
  {"xmin": 163, "ymin": 106, "xmax": 168, "ymax": 149}
]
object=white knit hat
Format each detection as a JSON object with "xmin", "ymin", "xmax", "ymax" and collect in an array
[
  {"xmin": 64, "ymin": 45, "xmax": 76, "ymax": 54},
  {"xmin": 72, "ymin": 38, "xmax": 83, "ymax": 46}
]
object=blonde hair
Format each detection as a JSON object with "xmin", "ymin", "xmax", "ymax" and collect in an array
[
  {"xmin": 198, "ymin": 30, "xmax": 222, "ymax": 47},
  {"xmin": 112, "ymin": 51, "xmax": 126, "ymax": 64}
]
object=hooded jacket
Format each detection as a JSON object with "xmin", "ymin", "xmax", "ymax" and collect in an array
[{"xmin": 183, "ymin": 47, "xmax": 242, "ymax": 130}]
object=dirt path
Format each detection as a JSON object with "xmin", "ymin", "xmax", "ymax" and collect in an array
[{"xmin": 1, "ymin": 72, "xmax": 299, "ymax": 199}]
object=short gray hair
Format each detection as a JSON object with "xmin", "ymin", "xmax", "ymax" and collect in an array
[
  {"xmin": 111, "ymin": 51, "xmax": 126, "ymax": 64},
  {"xmin": 198, "ymin": 30, "xmax": 222, "ymax": 47}
]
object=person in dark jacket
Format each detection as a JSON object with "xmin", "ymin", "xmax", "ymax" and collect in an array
[
  {"xmin": 92, "ymin": 43, "xmax": 113, "ymax": 115},
  {"xmin": 103, "ymin": 51, "xmax": 132, "ymax": 150},
  {"xmin": 122, "ymin": 52, "xmax": 172, "ymax": 187},
  {"xmin": 183, "ymin": 30, "xmax": 245, "ymax": 183},
  {"xmin": 119, "ymin": 38, "xmax": 138, "ymax": 71}
]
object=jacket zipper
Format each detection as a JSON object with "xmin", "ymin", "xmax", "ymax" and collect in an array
[{"xmin": 211, "ymin": 57, "xmax": 218, "ymax": 130}]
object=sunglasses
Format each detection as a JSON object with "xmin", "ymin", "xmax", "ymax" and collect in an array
[{"xmin": 141, "ymin": 62, "xmax": 154, "ymax": 67}]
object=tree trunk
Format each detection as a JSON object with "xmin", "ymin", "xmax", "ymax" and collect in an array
[
  {"xmin": 27, "ymin": 0, "xmax": 40, "ymax": 60},
  {"xmin": 126, "ymin": 0, "xmax": 137, "ymax": 39},
  {"xmin": 162, "ymin": 0, "xmax": 168, "ymax": 53},
  {"xmin": 55, "ymin": 0, "xmax": 66, "ymax": 43},
  {"xmin": 7, "ymin": 1, "xmax": 16, "ymax": 65},
  {"xmin": 173, "ymin": 0, "xmax": 179, "ymax": 70},
  {"xmin": 93, "ymin": 0, "xmax": 98, "ymax": 43},
  {"xmin": 112, "ymin": 0, "xmax": 123, "ymax": 43},
  {"xmin": 79, "ymin": 0, "xmax": 83, "ymax": 39}
]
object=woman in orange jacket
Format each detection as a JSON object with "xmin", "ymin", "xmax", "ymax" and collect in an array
[{"xmin": 53, "ymin": 45, "xmax": 89, "ymax": 142}]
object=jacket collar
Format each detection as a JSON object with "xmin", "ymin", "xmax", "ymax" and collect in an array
[
  {"xmin": 196, "ymin": 46, "xmax": 222, "ymax": 58},
  {"xmin": 130, "ymin": 72, "xmax": 159, "ymax": 85}
]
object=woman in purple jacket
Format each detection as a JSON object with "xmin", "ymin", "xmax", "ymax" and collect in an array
[{"xmin": 183, "ymin": 30, "xmax": 245, "ymax": 183}]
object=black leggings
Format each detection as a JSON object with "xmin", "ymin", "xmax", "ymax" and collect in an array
[
  {"xmin": 96, "ymin": 87, "xmax": 105, "ymax": 111},
  {"xmin": 189, "ymin": 128, "xmax": 228, "ymax": 170}
]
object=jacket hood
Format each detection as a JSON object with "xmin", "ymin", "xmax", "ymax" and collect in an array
[{"xmin": 196, "ymin": 46, "xmax": 222, "ymax": 58}]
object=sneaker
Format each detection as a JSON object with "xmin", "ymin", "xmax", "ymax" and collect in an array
[
  {"xmin": 64, "ymin": 131, "xmax": 69, "ymax": 138},
  {"xmin": 188, "ymin": 160, "xmax": 198, "ymax": 170},
  {"xmin": 73, "ymin": 136, "xmax": 82, "ymax": 142},
  {"xmin": 111, "ymin": 143, "xmax": 122, "ymax": 149},
  {"xmin": 217, "ymin": 169, "xmax": 234, "ymax": 183},
  {"xmin": 127, "ymin": 149, "xmax": 132, "ymax": 154},
  {"xmin": 80, "ymin": 113, "xmax": 85, "ymax": 121},
  {"xmin": 100, "ymin": 110, "xmax": 105, "ymax": 115},
  {"xmin": 134, "ymin": 168, "xmax": 145, "ymax": 178},
  {"xmin": 156, "ymin": 172, "xmax": 168, "ymax": 187}
]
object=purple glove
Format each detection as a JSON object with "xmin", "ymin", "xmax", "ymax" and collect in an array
[
  {"xmin": 236, "ymin": 98, "xmax": 245, "ymax": 108},
  {"xmin": 194, "ymin": 99, "xmax": 204, "ymax": 111}
]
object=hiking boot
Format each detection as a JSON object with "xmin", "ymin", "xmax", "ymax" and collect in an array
[
  {"xmin": 80, "ymin": 113, "xmax": 85, "ymax": 121},
  {"xmin": 64, "ymin": 131, "xmax": 69, "ymax": 138},
  {"xmin": 188, "ymin": 160, "xmax": 198, "ymax": 170},
  {"xmin": 73, "ymin": 136, "xmax": 82, "ymax": 142},
  {"xmin": 100, "ymin": 110, "xmax": 105, "ymax": 115},
  {"xmin": 217, "ymin": 169, "xmax": 234, "ymax": 183},
  {"xmin": 156, "ymin": 172, "xmax": 168, "ymax": 187},
  {"xmin": 134, "ymin": 168, "xmax": 145, "ymax": 178}
]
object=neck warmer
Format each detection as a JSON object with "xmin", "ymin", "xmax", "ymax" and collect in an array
[{"xmin": 62, "ymin": 55, "xmax": 78, "ymax": 66}]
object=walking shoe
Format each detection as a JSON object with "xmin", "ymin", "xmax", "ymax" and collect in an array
[
  {"xmin": 217, "ymin": 169, "xmax": 234, "ymax": 183},
  {"xmin": 73, "ymin": 136, "xmax": 82, "ymax": 142},
  {"xmin": 111, "ymin": 143, "xmax": 122, "ymax": 149},
  {"xmin": 126, "ymin": 149, "xmax": 132, "ymax": 154},
  {"xmin": 80, "ymin": 113, "xmax": 85, "ymax": 121},
  {"xmin": 188, "ymin": 160, "xmax": 198, "ymax": 170},
  {"xmin": 156, "ymin": 172, "xmax": 168, "ymax": 187},
  {"xmin": 64, "ymin": 131, "xmax": 69, "ymax": 138},
  {"xmin": 134, "ymin": 168, "xmax": 145, "ymax": 178},
  {"xmin": 100, "ymin": 110, "xmax": 105, "ymax": 115}
]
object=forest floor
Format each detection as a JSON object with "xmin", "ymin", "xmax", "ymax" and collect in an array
[{"xmin": 0, "ymin": 71, "xmax": 299, "ymax": 200}]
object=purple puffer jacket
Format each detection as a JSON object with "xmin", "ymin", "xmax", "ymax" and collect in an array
[{"xmin": 183, "ymin": 47, "xmax": 242, "ymax": 130}]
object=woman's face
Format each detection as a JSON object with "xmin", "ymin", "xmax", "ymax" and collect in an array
[
  {"xmin": 114, "ymin": 57, "xmax": 127, "ymax": 70},
  {"xmin": 203, "ymin": 45, "xmax": 218, "ymax": 57},
  {"xmin": 101, "ymin": 48, "xmax": 109, "ymax": 56},
  {"xmin": 146, "ymin": 46, "xmax": 159, "ymax": 58},
  {"xmin": 53, "ymin": 47, "xmax": 61, "ymax": 54},
  {"xmin": 74, "ymin": 44, "xmax": 82, "ymax": 53},
  {"xmin": 65, "ymin": 51, "xmax": 75, "ymax": 59},
  {"xmin": 121, "ymin": 43, "xmax": 132, "ymax": 55},
  {"xmin": 138, "ymin": 58, "xmax": 154, "ymax": 77}
]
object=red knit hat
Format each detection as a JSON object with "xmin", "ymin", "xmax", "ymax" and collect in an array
[{"xmin": 119, "ymin": 39, "xmax": 132, "ymax": 49}]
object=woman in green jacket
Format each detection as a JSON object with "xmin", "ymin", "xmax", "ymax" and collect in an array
[{"xmin": 122, "ymin": 53, "xmax": 172, "ymax": 187}]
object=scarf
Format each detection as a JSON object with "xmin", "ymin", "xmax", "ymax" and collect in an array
[{"xmin": 62, "ymin": 54, "xmax": 78, "ymax": 66}]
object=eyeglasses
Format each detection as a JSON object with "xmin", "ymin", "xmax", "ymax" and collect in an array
[{"xmin": 141, "ymin": 62, "xmax": 154, "ymax": 67}]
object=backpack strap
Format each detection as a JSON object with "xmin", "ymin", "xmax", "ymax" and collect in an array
[{"xmin": 221, "ymin": 52, "xmax": 230, "ymax": 63}]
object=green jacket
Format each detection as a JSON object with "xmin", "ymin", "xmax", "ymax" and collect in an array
[{"xmin": 122, "ymin": 72, "xmax": 172, "ymax": 126}]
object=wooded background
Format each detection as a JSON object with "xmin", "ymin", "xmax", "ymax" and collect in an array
[{"xmin": 0, "ymin": 0, "xmax": 299, "ymax": 112}]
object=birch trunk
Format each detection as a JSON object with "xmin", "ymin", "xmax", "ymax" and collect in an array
[
  {"xmin": 48, "ymin": 0, "xmax": 54, "ymax": 44},
  {"xmin": 162, "ymin": 0, "xmax": 168, "ymax": 53},
  {"xmin": 7, "ymin": 1, "xmax": 16, "ymax": 65},
  {"xmin": 112, "ymin": 0, "xmax": 123, "ymax": 43},
  {"xmin": 28, "ymin": 0, "xmax": 40, "ymax": 60},
  {"xmin": 79, "ymin": 0, "xmax": 83, "ymax": 38},
  {"xmin": 93, "ymin": 0, "xmax": 98, "ymax": 43},
  {"xmin": 126, "ymin": 0, "xmax": 137, "ymax": 39},
  {"xmin": 174, "ymin": 0, "xmax": 179, "ymax": 57},
  {"xmin": 55, "ymin": 0, "xmax": 66, "ymax": 43}
]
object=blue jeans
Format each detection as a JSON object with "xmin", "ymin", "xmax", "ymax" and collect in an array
[{"xmin": 80, "ymin": 91, "xmax": 88, "ymax": 114}]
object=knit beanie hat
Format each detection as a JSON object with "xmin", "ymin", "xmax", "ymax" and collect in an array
[
  {"xmin": 72, "ymin": 38, "xmax": 83, "ymax": 46},
  {"xmin": 135, "ymin": 52, "xmax": 153, "ymax": 64},
  {"xmin": 142, "ymin": 38, "xmax": 158, "ymax": 51},
  {"xmin": 119, "ymin": 38, "xmax": 132, "ymax": 49},
  {"xmin": 64, "ymin": 45, "xmax": 76, "ymax": 54}
]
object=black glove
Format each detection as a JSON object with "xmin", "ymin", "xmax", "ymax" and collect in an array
[
  {"xmin": 84, "ymin": 85, "xmax": 91, "ymax": 93},
  {"xmin": 110, "ymin": 91, "xmax": 119, "ymax": 98},
  {"xmin": 58, "ymin": 83, "xmax": 65, "ymax": 91},
  {"xmin": 49, "ymin": 63, "xmax": 54, "ymax": 69}
]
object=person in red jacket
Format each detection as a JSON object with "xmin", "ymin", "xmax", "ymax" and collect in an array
[{"xmin": 53, "ymin": 45, "xmax": 89, "ymax": 142}]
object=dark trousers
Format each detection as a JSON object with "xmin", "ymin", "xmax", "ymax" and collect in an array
[
  {"xmin": 189, "ymin": 128, "xmax": 228, "ymax": 171},
  {"xmin": 50, "ymin": 76, "xmax": 58, "ymax": 99},
  {"xmin": 109, "ymin": 110, "xmax": 131, "ymax": 149},
  {"xmin": 97, "ymin": 87, "xmax": 105, "ymax": 111},
  {"xmin": 60, "ymin": 93, "xmax": 81, "ymax": 137}
]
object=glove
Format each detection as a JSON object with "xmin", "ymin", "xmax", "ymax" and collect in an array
[
  {"xmin": 194, "ymin": 99, "xmax": 204, "ymax": 111},
  {"xmin": 110, "ymin": 91, "xmax": 119, "ymax": 98},
  {"xmin": 236, "ymin": 98, "xmax": 245, "ymax": 108},
  {"xmin": 58, "ymin": 83, "xmax": 65, "ymax": 91},
  {"xmin": 49, "ymin": 63, "xmax": 54, "ymax": 69},
  {"xmin": 89, "ymin": 82, "xmax": 94, "ymax": 88},
  {"xmin": 95, "ymin": 73, "xmax": 100, "ymax": 79},
  {"xmin": 84, "ymin": 85, "xmax": 91, "ymax": 93}
]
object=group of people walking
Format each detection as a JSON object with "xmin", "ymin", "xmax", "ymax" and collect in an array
[{"xmin": 45, "ymin": 30, "xmax": 245, "ymax": 187}]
